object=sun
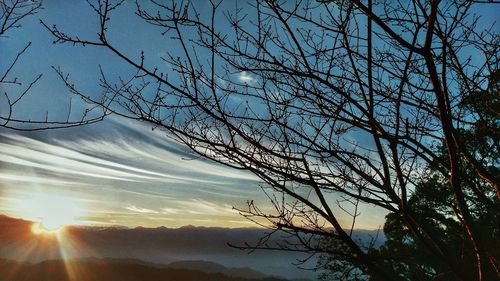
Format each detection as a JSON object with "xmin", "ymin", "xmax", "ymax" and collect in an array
[
  {"xmin": 14, "ymin": 192, "xmax": 86, "ymax": 235},
  {"xmin": 31, "ymin": 222, "xmax": 64, "ymax": 235}
]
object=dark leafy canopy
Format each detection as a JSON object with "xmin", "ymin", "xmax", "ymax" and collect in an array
[
  {"xmin": 460, "ymin": 70, "xmax": 499, "ymax": 175},
  {"xmin": 373, "ymin": 71, "xmax": 500, "ymax": 280},
  {"xmin": 377, "ymin": 176, "xmax": 499, "ymax": 281},
  {"xmin": 319, "ymin": 71, "xmax": 500, "ymax": 281},
  {"xmin": 40, "ymin": 0, "xmax": 499, "ymax": 281}
]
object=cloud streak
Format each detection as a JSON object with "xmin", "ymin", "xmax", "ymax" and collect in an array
[
  {"xmin": 125, "ymin": 206, "xmax": 159, "ymax": 214},
  {"xmin": 0, "ymin": 117, "xmax": 260, "ymax": 228}
]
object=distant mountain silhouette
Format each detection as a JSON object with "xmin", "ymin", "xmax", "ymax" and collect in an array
[
  {"xmin": 66, "ymin": 258, "xmax": 271, "ymax": 279},
  {"xmin": 0, "ymin": 258, "xmax": 287, "ymax": 281},
  {"xmin": 0, "ymin": 214, "xmax": 382, "ymax": 280},
  {"xmin": 167, "ymin": 260, "xmax": 267, "ymax": 279}
]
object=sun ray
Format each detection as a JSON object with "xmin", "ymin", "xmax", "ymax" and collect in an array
[{"xmin": 2, "ymin": 190, "xmax": 94, "ymax": 280}]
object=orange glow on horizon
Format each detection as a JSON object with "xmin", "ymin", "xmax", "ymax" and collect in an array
[
  {"xmin": 27, "ymin": 221, "xmax": 92, "ymax": 281},
  {"xmin": 6, "ymin": 190, "xmax": 96, "ymax": 280}
]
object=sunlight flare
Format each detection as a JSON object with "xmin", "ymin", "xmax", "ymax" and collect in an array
[
  {"xmin": 14, "ymin": 191, "xmax": 87, "ymax": 231},
  {"xmin": 31, "ymin": 222, "xmax": 64, "ymax": 235}
]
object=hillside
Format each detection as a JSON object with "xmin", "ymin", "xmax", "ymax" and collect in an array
[
  {"xmin": 167, "ymin": 260, "xmax": 267, "ymax": 279},
  {"xmin": 0, "ymin": 259, "xmax": 286, "ymax": 281}
]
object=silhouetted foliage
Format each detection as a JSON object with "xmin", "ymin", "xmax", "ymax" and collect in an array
[{"xmin": 319, "ymin": 71, "xmax": 500, "ymax": 280}]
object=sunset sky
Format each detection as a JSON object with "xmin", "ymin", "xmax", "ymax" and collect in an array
[
  {"xmin": 0, "ymin": 118, "xmax": 262, "ymax": 228},
  {"xmin": 0, "ymin": 114, "xmax": 384, "ymax": 228},
  {"xmin": 2, "ymin": 0, "xmax": 495, "ymax": 230}
]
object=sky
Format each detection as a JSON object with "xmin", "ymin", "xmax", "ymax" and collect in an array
[
  {"xmin": 0, "ymin": 113, "xmax": 384, "ymax": 228},
  {"xmin": 1, "ymin": 1, "xmax": 496, "ymax": 230},
  {"xmin": 0, "ymin": 117, "xmax": 263, "ymax": 227},
  {"xmin": 0, "ymin": 0, "xmax": 277, "ymax": 228}
]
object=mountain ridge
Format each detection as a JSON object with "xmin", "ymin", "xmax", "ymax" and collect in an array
[
  {"xmin": 0, "ymin": 258, "xmax": 289, "ymax": 281},
  {"xmin": 0, "ymin": 214, "xmax": 320, "ymax": 280}
]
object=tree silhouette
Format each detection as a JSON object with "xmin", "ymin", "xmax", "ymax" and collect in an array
[
  {"xmin": 42, "ymin": 1, "xmax": 499, "ymax": 280},
  {"xmin": 1, "ymin": 0, "xmax": 43, "ymax": 128},
  {"xmin": 0, "ymin": 0, "xmax": 107, "ymax": 130},
  {"xmin": 319, "ymin": 72, "xmax": 500, "ymax": 279}
]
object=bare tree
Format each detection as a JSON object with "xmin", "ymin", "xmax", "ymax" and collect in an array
[
  {"xmin": 0, "ymin": 0, "xmax": 108, "ymax": 130},
  {"xmin": 1, "ymin": 0, "xmax": 43, "ymax": 128},
  {"xmin": 42, "ymin": 0, "xmax": 499, "ymax": 280}
]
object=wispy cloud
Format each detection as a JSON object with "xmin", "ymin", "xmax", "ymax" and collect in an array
[
  {"xmin": 0, "ymin": 118, "xmax": 261, "ymax": 228},
  {"xmin": 237, "ymin": 71, "xmax": 255, "ymax": 84},
  {"xmin": 0, "ymin": 127, "xmax": 256, "ymax": 184},
  {"xmin": 0, "ymin": 172, "xmax": 82, "ymax": 186},
  {"xmin": 161, "ymin": 207, "xmax": 179, "ymax": 214},
  {"xmin": 180, "ymin": 199, "xmax": 236, "ymax": 216},
  {"xmin": 125, "ymin": 205, "xmax": 159, "ymax": 214},
  {"xmin": 124, "ymin": 199, "xmax": 237, "ymax": 217}
]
